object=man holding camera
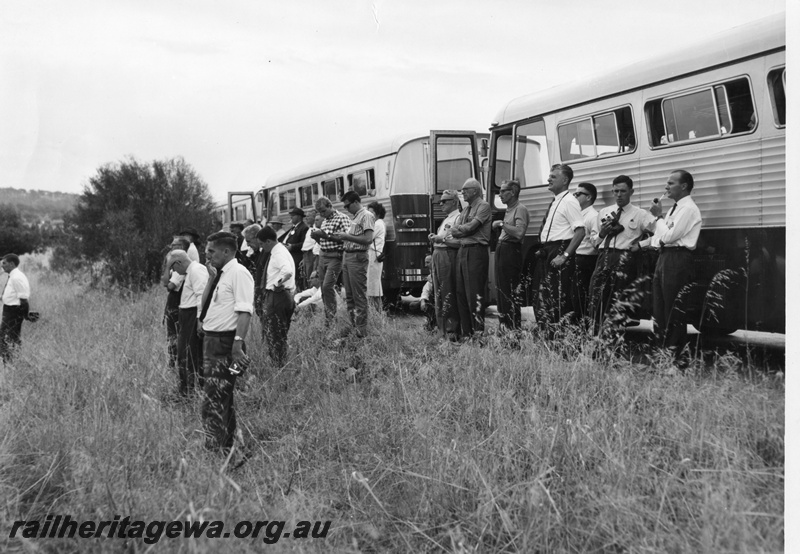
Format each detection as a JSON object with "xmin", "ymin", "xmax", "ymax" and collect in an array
[
  {"xmin": 1, "ymin": 254, "xmax": 30, "ymax": 362},
  {"xmin": 198, "ymin": 232, "xmax": 254, "ymax": 453},
  {"xmin": 588, "ymin": 175, "xmax": 658, "ymax": 333}
]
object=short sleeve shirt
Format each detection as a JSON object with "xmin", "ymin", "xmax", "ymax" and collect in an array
[{"xmin": 344, "ymin": 208, "xmax": 375, "ymax": 252}]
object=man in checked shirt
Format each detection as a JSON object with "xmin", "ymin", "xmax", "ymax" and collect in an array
[{"xmin": 311, "ymin": 197, "xmax": 352, "ymax": 327}]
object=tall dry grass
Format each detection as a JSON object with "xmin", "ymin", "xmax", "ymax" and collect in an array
[{"xmin": 0, "ymin": 258, "xmax": 784, "ymax": 552}]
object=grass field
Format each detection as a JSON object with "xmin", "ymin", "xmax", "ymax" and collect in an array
[{"xmin": 0, "ymin": 259, "xmax": 784, "ymax": 553}]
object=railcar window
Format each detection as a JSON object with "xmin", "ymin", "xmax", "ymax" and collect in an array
[
  {"xmin": 646, "ymin": 77, "xmax": 755, "ymax": 146},
  {"xmin": 492, "ymin": 132, "xmax": 513, "ymax": 189},
  {"xmin": 514, "ymin": 120, "xmax": 549, "ymax": 188},
  {"xmin": 279, "ymin": 189, "xmax": 296, "ymax": 212},
  {"xmin": 322, "ymin": 178, "xmax": 343, "ymax": 201},
  {"xmin": 348, "ymin": 169, "xmax": 375, "ymax": 197},
  {"xmin": 557, "ymin": 107, "xmax": 635, "ymax": 162},
  {"xmin": 435, "ymin": 136, "xmax": 475, "ymax": 193},
  {"xmin": 299, "ymin": 184, "xmax": 314, "ymax": 208},
  {"xmin": 768, "ymin": 68, "xmax": 786, "ymax": 126}
]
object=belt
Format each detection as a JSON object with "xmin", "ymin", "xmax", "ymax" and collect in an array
[
  {"xmin": 433, "ymin": 245, "xmax": 459, "ymax": 251},
  {"xmin": 497, "ymin": 241, "xmax": 521, "ymax": 247},
  {"xmin": 204, "ymin": 330, "xmax": 236, "ymax": 338},
  {"xmin": 344, "ymin": 249, "xmax": 368, "ymax": 254},
  {"xmin": 321, "ymin": 250, "xmax": 343, "ymax": 256},
  {"xmin": 599, "ymin": 248, "xmax": 631, "ymax": 253},
  {"xmin": 542, "ymin": 240, "xmax": 570, "ymax": 246},
  {"xmin": 661, "ymin": 246, "xmax": 691, "ymax": 252},
  {"xmin": 460, "ymin": 243, "xmax": 488, "ymax": 248}
]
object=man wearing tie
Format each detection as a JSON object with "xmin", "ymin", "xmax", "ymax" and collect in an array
[
  {"xmin": 589, "ymin": 175, "xmax": 658, "ymax": 333},
  {"xmin": 649, "ymin": 170, "xmax": 702, "ymax": 364},
  {"xmin": 532, "ymin": 164, "xmax": 585, "ymax": 326},
  {"xmin": 198, "ymin": 232, "xmax": 254, "ymax": 453},
  {"xmin": 280, "ymin": 208, "xmax": 309, "ymax": 289}
]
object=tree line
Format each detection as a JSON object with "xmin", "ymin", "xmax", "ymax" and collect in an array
[{"xmin": 1, "ymin": 157, "xmax": 219, "ymax": 291}]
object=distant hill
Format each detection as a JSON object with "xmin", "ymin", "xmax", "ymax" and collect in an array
[{"xmin": 0, "ymin": 187, "xmax": 80, "ymax": 224}]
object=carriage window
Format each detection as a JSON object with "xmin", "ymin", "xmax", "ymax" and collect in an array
[
  {"xmin": 299, "ymin": 184, "xmax": 315, "ymax": 208},
  {"xmin": 322, "ymin": 178, "xmax": 343, "ymax": 202},
  {"xmin": 558, "ymin": 107, "xmax": 635, "ymax": 162},
  {"xmin": 646, "ymin": 77, "xmax": 755, "ymax": 146},
  {"xmin": 514, "ymin": 119, "xmax": 549, "ymax": 188},
  {"xmin": 278, "ymin": 189, "xmax": 296, "ymax": 212},
  {"xmin": 434, "ymin": 136, "xmax": 475, "ymax": 193},
  {"xmin": 768, "ymin": 67, "xmax": 786, "ymax": 126},
  {"xmin": 348, "ymin": 169, "xmax": 375, "ymax": 197},
  {"xmin": 492, "ymin": 132, "xmax": 513, "ymax": 189}
]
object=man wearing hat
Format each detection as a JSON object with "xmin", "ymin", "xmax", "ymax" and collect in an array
[
  {"xmin": 268, "ymin": 220, "xmax": 286, "ymax": 240},
  {"xmin": 280, "ymin": 208, "xmax": 309, "ymax": 289},
  {"xmin": 450, "ymin": 178, "xmax": 492, "ymax": 338},
  {"xmin": 179, "ymin": 228, "xmax": 201, "ymax": 263},
  {"xmin": 427, "ymin": 189, "xmax": 462, "ymax": 340}
]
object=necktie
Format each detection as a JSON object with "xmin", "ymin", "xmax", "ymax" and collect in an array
[
  {"xmin": 603, "ymin": 206, "xmax": 624, "ymax": 248},
  {"xmin": 199, "ymin": 269, "xmax": 222, "ymax": 321},
  {"xmin": 668, "ymin": 203, "xmax": 677, "ymax": 217},
  {"xmin": 539, "ymin": 198, "xmax": 555, "ymax": 240},
  {"xmin": 260, "ymin": 252, "xmax": 272, "ymax": 290}
]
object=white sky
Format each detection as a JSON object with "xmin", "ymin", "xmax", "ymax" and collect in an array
[{"xmin": 0, "ymin": 0, "xmax": 789, "ymax": 203}]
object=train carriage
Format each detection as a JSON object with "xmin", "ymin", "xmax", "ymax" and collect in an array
[
  {"xmin": 236, "ymin": 131, "xmax": 487, "ymax": 298},
  {"xmin": 486, "ymin": 13, "xmax": 785, "ymax": 333}
]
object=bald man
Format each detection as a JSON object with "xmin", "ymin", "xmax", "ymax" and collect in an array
[{"xmin": 450, "ymin": 178, "xmax": 492, "ymax": 337}]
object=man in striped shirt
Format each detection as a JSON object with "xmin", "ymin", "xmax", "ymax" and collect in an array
[{"xmin": 311, "ymin": 197, "xmax": 351, "ymax": 326}]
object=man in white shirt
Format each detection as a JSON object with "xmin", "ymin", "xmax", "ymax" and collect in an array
[
  {"xmin": 427, "ymin": 189, "xmax": 462, "ymax": 339},
  {"xmin": 167, "ymin": 250, "xmax": 209, "ymax": 397},
  {"xmin": 198, "ymin": 232, "xmax": 254, "ymax": 452},
  {"xmin": 589, "ymin": 175, "xmax": 658, "ymax": 332},
  {"xmin": 649, "ymin": 170, "xmax": 702, "ymax": 363},
  {"xmin": 1, "ymin": 254, "xmax": 31, "ymax": 362},
  {"xmin": 161, "ymin": 236, "xmax": 191, "ymax": 371},
  {"xmin": 256, "ymin": 226, "xmax": 296, "ymax": 367},
  {"xmin": 571, "ymin": 183, "xmax": 600, "ymax": 324},
  {"xmin": 301, "ymin": 212, "xmax": 320, "ymax": 292},
  {"xmin": 532, "ymin": 164, "xmax": 585, "ymax": 326},
  {"xmin": 294, "ymin": 274, "xmax": 322, "ymax": 310}
]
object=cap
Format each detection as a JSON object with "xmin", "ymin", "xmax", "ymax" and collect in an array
[
  {"xmin": 268, "ymin": 220, "xmax": 284, "ymax": 226},
  {"xmin": 178, "ymin": 227, "xmax": 199, "ymax": 239},
  {"xmin": 289, "ymin": 207, "xmax": 305, "ymax": 217},
  {"xmin": 440, "ymin": 190, "xmax": 458, "ymax": 201}
]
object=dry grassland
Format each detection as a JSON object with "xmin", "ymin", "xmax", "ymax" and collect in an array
[{"xmin": 0, "ymin": 262, "xmax": 784, "ymax": 553}]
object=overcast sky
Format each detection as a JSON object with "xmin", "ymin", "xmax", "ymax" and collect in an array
[{"xmin": 0, "ymin": 0, "xmax": 789, "ymax": 203}]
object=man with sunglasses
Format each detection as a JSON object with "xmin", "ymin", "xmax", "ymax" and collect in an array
[
  {"xmin": 571, "ymin": 183, "xmax": 600, "ymax": 324},
  {"xmin": 428, "ymin": 189, "xmax": 462, "ymax": 340},
  {"xmin": 492, "ymin": 179, "xmax": 530, "ymax": 331}
]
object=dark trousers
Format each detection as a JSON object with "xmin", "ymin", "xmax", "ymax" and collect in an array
[
  {"xmin": 653, "ymin": 249, "xmax": 695, "ymax": 357},
  {"xmin": 1, "ymin": 305, "xmax": 25, "ymax": 362},
  {"xmin": 260, "ymin": 289, "xmax": 295, "ymax": 367},
  {"xmin": 302, "ymin": 250, "xmax": 317, "ymax": 291},
  {"xmin": 318, "ymin": 253, "xmax": 342, "ymax": 324},
  {"xmin": 177, "ymin": 307, "xmax": 203, "ymax": 395},
  {"xmin": 431, "ymin": 248, "xmax": 460, "ymax": 337},
  {"xmin": 495, "ymin": 241, "xmax": 523, "ymax": 330},
  {"xmin": 531, "ymin": 241, "xmax": 574, "ymax": 325},
  {"xmin": 342, "ymin": 251, "xmax": 369, "ymax": 336},
  {"xmin": 164, "ymin": 291, "xmax": 181, "ymax": 369},
  {"xmin": 455, "ymin": 244, "xmax": 489, "ymax": 336},
  {"xmin": 202, "ymin": 331, "xmax": 243, "ymax": 451},
  {"xmin": 588, "ymin": 249, "xmax": 638, "ymax": 332},
  {"xmin": 572, "ymin": 254, "xmax": 598, "ymax": 323}
]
